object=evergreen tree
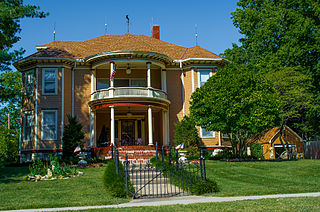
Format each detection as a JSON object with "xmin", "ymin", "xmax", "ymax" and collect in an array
[
  {"xmin": 62, "ymin": 115, "xmax": 85, "ymax": 160},
  {"xmin": 173, "ymin": 115, "xmax": 201, "ymax": 148}
]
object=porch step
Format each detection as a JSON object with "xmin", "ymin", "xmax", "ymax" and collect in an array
[{"xmin": 94, "ymin": 145, "xmax": 157, "ymax": 164}]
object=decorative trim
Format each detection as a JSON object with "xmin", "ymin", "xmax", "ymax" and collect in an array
[
  {"xmin": 42, "ymin": 68, "xmax": 58, "ymax": 95},
  {"xmin": 35, "ymin": 68, "xmax": 38, "ymax": 149},
  {"xmin": 61, "ymin": 68, "xmax": 64, "ymax": 148},
  {"xmin": 41, "ymin": 110, "xmax": 58, "ymax": 141}
]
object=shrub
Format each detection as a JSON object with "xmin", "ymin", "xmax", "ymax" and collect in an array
[
  {"xmin": 102, "ymin": 160, "xmax": 127, "ymax": 198},
  {"xmin": 193, "ymin": 179, "xmax": 220, "ymax": 195},
  {"xmin": 62, "ymin": 115, "xmax": 85, "ymax": 161},
  {"xmin": 251, "ymin": 143, "xmax": 264, "ymax": 160},
  {"xmin": 29, "ymin": 159, "xmax": 46, "ymax": 176},
  {"xmin": 210, "ymin": 149, "xmax": 234, "ymax": 160}
]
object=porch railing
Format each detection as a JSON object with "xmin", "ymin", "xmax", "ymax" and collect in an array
[{"xmin": 91, "ymin": 87, "xmax": 168, "ymax": 101}]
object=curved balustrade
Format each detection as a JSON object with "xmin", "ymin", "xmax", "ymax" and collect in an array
[{"xmin": 91, "ymin": 87, "xmax": 168, "ymax": 101}]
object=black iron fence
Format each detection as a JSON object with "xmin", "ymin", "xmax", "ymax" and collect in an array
[
  {"xmin": 112, "ymin": 145, "xmax": 207, "ymax": 199},
  {"xmin": 304, "ymin": 140, "xmax": 320, "ymax": 159}
]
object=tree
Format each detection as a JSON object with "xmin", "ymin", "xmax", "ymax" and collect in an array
[
  {"xmin": 190, "ymin": 64, "xmax": 282, "ymax": 158},
  {"xmin": 222, "ymin": 0, "xmax": 320, "ymax": 139},
  {"xmin": 173, "ymin": 115, "xmax": 201, "ymax": 156},
  {"xmin": 62, "ymin": 115, "xmax": 85, "ymax": 160},
  {"xmin": 0, "ymin": 1, "xmax": 47, "ymax": 163}
]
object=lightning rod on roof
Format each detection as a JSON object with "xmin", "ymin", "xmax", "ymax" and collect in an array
[
  {"xmin": 126, "ymin": 15, "xmax": 130, "ymax": 33},
  {"xmin": 105, "ymin": 23, "xmax": 108, "ymax": 35},
  {"xmin": 195, "ymin": 24, "xmax": 198, "ymax": 46},
  {"xmin": 53, "ymin": 22, "xmax": 56, "ymax": 41}
]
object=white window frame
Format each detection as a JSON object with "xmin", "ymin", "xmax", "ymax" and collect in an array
[
  {"xmin": 42, "ymin": 68, "xmax": 58, "ymax": 95},
  {"xmin": 25, "ymin": 70, "xmax": 34, "ymax": 96},
  {"xmin": 200, "ymin": 127, "xmax": 215, "ymax": 138},
  {"xmin": 23, "ymin": 112, "xmax": 33, "ymax": 142},
  {"xmin": 41, "ymin": 110, "xmax": 58, "ymax": 140}
]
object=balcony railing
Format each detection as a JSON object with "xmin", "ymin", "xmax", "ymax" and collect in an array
[{"xmin": 91, "ymin": 87, "xmax": 168, "ymax": 101}]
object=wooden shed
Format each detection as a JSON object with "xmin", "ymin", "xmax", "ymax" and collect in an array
[{"xmin": 250, "ymin": 126, "xmax": 304, "ymax": 159}]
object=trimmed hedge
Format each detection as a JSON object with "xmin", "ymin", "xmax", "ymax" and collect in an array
[{"xmin": 102, "ymin": 160, "xmax": 127, "ymax": 198}]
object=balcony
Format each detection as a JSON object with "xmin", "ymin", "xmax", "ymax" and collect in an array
[{"xmin": 90, "ymin": 87, "xmax": 169, "ymax": 106}]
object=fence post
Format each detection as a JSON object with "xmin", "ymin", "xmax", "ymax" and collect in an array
[
  {"xmin": 162, "ymin": 146, "xmax": 165, "ymax": 164},
  {"xmin": 176, "ymin": 149, "xmax": 179, "ymax": 171},
  {"xmin": 168, "ymin": 144, "xmax": 171, "ymax": 165},
  {"xmin": 124, "ymin": 154, "xmax": 129, "ymax": 196},
  {"xmin": 199, "ymin": 150, "xmax": 206, "ymax": 181},
  {"xmin": 115, "ymin": 148, "xmax": 119, "ymax": 174},
  {"xmin": 156, "ymin": 142, "xmax": 158, "ymax": 160},
  {"xmin": 111, "ymin": 144, "xmax": 114, "ymax": 159}
]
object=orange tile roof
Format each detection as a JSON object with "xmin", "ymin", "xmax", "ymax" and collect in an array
[
  {"xmin": 248, "ymin": 127, "xmax": 280, "ymax": 144},
  {"xmin": 36, "ymin": 33, "xmax": 223, "ymax": 60},
  {"xmin": 26, "ymin": 47, "xmax": 75, "ymax": 59}
]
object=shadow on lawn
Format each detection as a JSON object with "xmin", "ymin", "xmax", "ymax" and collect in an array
[{"xmin": 0, "ymin": 165, "xmax": 29, "ymax": 184}]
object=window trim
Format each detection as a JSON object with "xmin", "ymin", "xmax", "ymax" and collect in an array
[
  {"xmin": 197, "ymin": 69, "xmax": 213, "ymax": 88},
  {"xmin": 200, "ymin": 126, "xmax": 215, "ymax": 138},
  {"xmin": 41, "ymin": 110, "xmax": 58, "ymax": 141},
  {"xmin": 23, "ymin": 111, "xmax": 33, "ymax": 142},
  {"xmin": 25, "ymin": 70, "xmax": 34, "ymax": 96},
  {"xmin": 42, "ymin": 68, "xmax": 58, "ymax": 95}
]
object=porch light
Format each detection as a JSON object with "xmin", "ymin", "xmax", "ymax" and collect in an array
[{"xmin": 126, "ymin": 64, "xmax": 131, "ymax": 75}]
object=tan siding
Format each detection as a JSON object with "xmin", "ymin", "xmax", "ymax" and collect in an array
[
  {"xmin": 64, "ymin": 68, "xmax": 72, "ymax": 122},
  {"xmin": 74, "ymin": 69, "xmax": 91, "ymax": 146},
  {"xmin": 166, "ymin": 70, "xmax": 183, "ymax": 142}
]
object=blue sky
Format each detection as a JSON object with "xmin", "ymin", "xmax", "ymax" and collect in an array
[{"xmin": 15, "ymin": 0, "xmax": 242, "ymax": 58}]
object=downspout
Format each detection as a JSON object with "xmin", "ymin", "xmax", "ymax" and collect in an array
[{"xmin": 179, "ymin": 61, "xmax": 185, "ymax": 117}]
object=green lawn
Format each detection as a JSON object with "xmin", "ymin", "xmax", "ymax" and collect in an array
[
  {"xmin": 0, "ymin": 159, "xmax": 319, "ymax": 210},
  {"xmin": 82, "ymin": 197, "xmax": 320, "ymax": 211},
  {"xmin": 0, "ymin": 164, "xmax": 128, "ymax": 210},
  {"xmin": 206, "ymin": 159, "xmax": 320, "ymax": 196}
]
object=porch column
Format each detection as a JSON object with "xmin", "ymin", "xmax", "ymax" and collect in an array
[
  {"xmin": 147, "ymin": 62, "xmax": 151, "ymax": 88},
  {"xmin": 109, "ymin": 62, "xmax": 115, "ymax": 97},
  {"xmin": 161, "ymin": 69, "xmax": 167, "ymax": 92},
  {"xmin": 110, "ymin": 106, "xmax": 115, "ymax": 145},
  {"xmin": 148, "ymin": 105, "xmax": 153, "ymax": 145},
  {"xmin": 90, "ymin": 109, "xmax": 95, "ymax": 147}
]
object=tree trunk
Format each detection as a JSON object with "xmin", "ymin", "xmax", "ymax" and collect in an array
[{"xmin": 279, "ymin": 120, "xmax": 289, "ymax": 160}]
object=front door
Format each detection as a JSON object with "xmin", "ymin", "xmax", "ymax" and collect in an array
[{"xmin": 121, "ymin": 120, "xmax": 135, "ymax": 145}]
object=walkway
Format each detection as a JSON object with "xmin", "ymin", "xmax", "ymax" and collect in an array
[{"xmin": 4, "ymin": 192, "xmax": 320, "ymax": 212}]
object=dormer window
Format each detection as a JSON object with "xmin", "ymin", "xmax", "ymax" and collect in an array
[
  {"xmin": 25, "ymin": 71, "xmax": 34, "ymax": 96},
  {"xmin": 42, "ymin": 68, "xmax": 58, "ymax": 95}
]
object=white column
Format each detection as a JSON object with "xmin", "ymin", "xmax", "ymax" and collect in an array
[
  {"xmin": 191, "ymin": 68, "xmax": 195, "ymax": 92},
  {"xmin": 90, "ymin": 109, "xmax": 95, "ymax": 147},
  {"xmin": 181, "ymin": 70, "xmax": 185, "ymax": 117},
  {"xmin": 110, "ymin": 106, "xmax": 115, "ymax": 145},
  {"xmin": 35, "ymin": 68, "xmax": 38, "ymax": 150},
  {"xmin": 161, "ymin": 69, "xmax": 167, "ymax": 92},
  {"xmin": 162, "ymin": 110, "xmax": 166, "ymax": 146},
  {"xmin": 165, "ymin": 110, "xmax": 170, "ymax": 146},
  {"xmin": 218, "ymin": 132, "xmax": 221, "ymax": 146},
  {"xmin": 91, "ymin": 70, "xmax": 96, "ymax": 101},
  {"xmin": 109, "ymin": 62, "xmax": 114, "ymax": 97},
  {"xmin": 147, "ymin": 62, "xmax": 151, "ymax": 88},
  {"xmin": 148, "ymin": 105, "xmax": 153, "ymax": 145}
]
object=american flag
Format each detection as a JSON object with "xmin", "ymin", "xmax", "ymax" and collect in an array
[
  {"xmin": 74, "ymin": 145, "xmax": 81, "ymax": 153},
  {"xmin": 110, "ymin": 64, "xmax": 116, "ymax": 81}
]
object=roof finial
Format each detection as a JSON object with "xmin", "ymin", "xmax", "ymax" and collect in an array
[
  {"xmin": 126, "ymin": 15, "xmax": 130, "ymax": 33},
  {"xmin": 195, "ymin": 24, "xmax": 198, "ymax": 46}
]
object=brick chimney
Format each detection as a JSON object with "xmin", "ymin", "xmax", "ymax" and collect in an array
[{"xmin": 152, "ymin": 25, "xmax": 160, "ymax": 40}]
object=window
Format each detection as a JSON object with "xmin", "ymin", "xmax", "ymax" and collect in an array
[
  {"xmin": 42, "ymin": 69, "xmax": 58, "ymax": 94},
  {"xmin": 200, "ymin": 127, "xmax": 215, "ymax": 138},
  {"xmin": 198, "ymin": 70, "xmax": 211, "ymax": 87},
  {"xmin": 113, "ymin": 78, "xmax": 146, "ymax": 87},
  {"xmin": 42, "ymin": 110, "xmax": 57, "ymax": 140},
  {"xmin": 97, "ymin": 78, "xmax": 109, "ymax": 90},
  {"xmin": 23, "ymin": 113, "xmax": 33, "ymax": 141},
  {"xmin": 25, "ymin": 71, "xmax": 34, "ymax": 96}
]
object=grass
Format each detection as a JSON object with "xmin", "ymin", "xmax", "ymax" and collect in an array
[
  {"xmin": 80, "ymin": 197, "xmax": 320, "ymax": 211},
  {"xmin": 0, "ymin": 164, "xmax": 128, "ymax": 210},
  {"xmin": 205, "ymin": 159, "xmax": 320, "ymax": 196},
  {"xmin": 0, "ymin": 159, "xmax": 319, "ymax": 210}
]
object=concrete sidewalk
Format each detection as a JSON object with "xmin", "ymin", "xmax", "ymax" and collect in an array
[{"xmin": 4, "ymin": 192, "xmax": 320, "ymax": 212}]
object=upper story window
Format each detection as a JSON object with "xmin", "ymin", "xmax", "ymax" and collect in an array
[
  {"xmin": 41, "ymin": 110, "xmax": 57, "ymax": 140},
  {"xmin": 97, "ymin": 78, "xmax": 109, "ymax": 90},
  {"xmin": 25, "ymin": 71, "xmax": 34, "ymax": 96},
  {"xmin": 198, "ymin": 70, "xmax": 212, "ymax": 87},
  {"xmin": 23, "ymin": 112, "xmax": 33, "ymax": 141},
  {"xmin": 42, "ymin": 68, "xmax": 58, "ymax": 95}
]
